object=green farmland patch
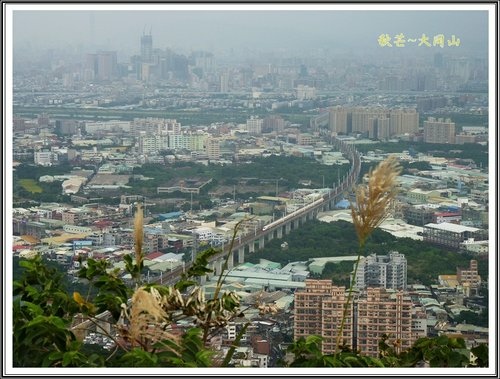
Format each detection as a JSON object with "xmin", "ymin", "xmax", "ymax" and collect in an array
[{"xmin": 19, "ymin": 179, "xmax": 43, "ymax": 193}]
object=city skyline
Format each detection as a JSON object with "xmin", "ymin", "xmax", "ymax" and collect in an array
[{"xmin": 11, "ymin": 5, "xmax": 490, "ymax": 57}]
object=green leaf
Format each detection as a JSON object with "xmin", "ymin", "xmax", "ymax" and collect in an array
[
  {"xmin": 448, "ymin": 337, "xmax": 466, "ymax": 349},
  {"xmin": 448, "ymin": 350, "xmax": 469, "ymax": 367},
  {"xmin": 470, "ymin": 344, "xmax": 488, "ymax": 367},
  {"xmin": 436, "ymin": 335, "xmax": 449, "ymax": 346},
  {"xmin": 120, "ymin": 348, "xmax": 160, "ymax": 367},
  {"xmin": 62, "ymin": 351, "xmax": 74, "ymax": 367},
  {"xmin": 174, "ymin": 279, "xmax": 197, "ymax": 291},
  {"xmin": 222, "ymin": 322, "xmax": 250, "ymax": 367}
]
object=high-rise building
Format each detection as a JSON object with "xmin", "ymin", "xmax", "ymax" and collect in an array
[
  {"xmin": 263, "ymin": 115, "xmax": 285, "ymax": 133},
  {"xmin": 138, "ymin": 134, "xmax": 169, "ymax": 154},
  {"xmin": 205, "ymin": 138, "xmax": 221, "ymax": 160},
  {"xmin": 328, "ymin": 107, "xmax": 418, "ymax": 138},
  {"xmin": 351, "ymin": 107, "xmax": 388, "ymax": 135},
  {"xmin": 188, "ymin": 132, "xmax": 208, "ymax": 152},
  {"xmin": 328, "ymin": 106, "xmax": 349, "ymax": 135},
  {"xmin": 193, "ymin": 51, "xmax": 215, "ymax": 75},
  {"xmin": 294, "ymin": 280, "xmax": 426, "ymax": 357},
  {"xmin": 449, "ymin": 57, "xmax": 470, "ymax": 84},
  {"xmin": 356, "ymin": 288, "xmax": 425, "ymax": 356},
  {"xmin": 246, "ymin": 116, "xmax": 263, "ymax": 135},
  {"xmin": 296, "ymin": 85, "xmax": 316, "ymax": 100},
  {"xmin": 390, "ymin": 108, "xmax": 419, "ymax": 136},
  {"xmin": 220, "ymin": 72, "xmax": 229, "ymax": 93},
  {"xmin": 377, "ymin": 116, "xmax": 391, "ymax": 140},
  {"xmin": 56, "ymin": 120, "xmax": 78, "ymax": 136},
  {"xmin": 423, "ymin": 117, "xmax": 456, "ymax": 144},
  {"xmin": 141, "ymin": 33, "xmax": 153, "ymax": 63},
  {"xmin": 294, "ymin": 280, "xmax": 353, "ymax": 354},
  {"xmin": 457, "ymin": 260, "xmax": 481, "ymax": 296},
  {"xmin": 353, "ymin": 252, "xmax": 407, "ymax": 290},
  {"xmin": 85, "ymin": 51, "xmax": 117, "ymax": 81}
]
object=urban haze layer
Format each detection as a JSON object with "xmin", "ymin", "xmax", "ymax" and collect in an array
[{"xmin": 10, "ymin": 8, "xmax": 490, "ymax": 367}]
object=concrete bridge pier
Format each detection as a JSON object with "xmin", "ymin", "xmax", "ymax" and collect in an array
[
  {"xmin": 237, "ymin": 248, "xmax": 245, "ymax": 264},
  {"xmin": 227, "ymin": 251, "xmax": 234, "ymax": 270},
  {"xmin": 285, "ymin": 222, "xmax": 291, "ymax": 234},
  {"xmin": 213, "ymin": 259, "xmax": 223, "ymax": 276},
  {"xmin": 277, "ymin": 227, "xmax": 283, "ymax": 239},
  {"xmin": 248, "ymin": 241, "xmax": 255, "ymax": 253},
  {"xmin": 259, "ymin": 236, "xmax": 265, "ymax": 249}
]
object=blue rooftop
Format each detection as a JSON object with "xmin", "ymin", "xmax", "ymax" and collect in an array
[
  {"xmin": 158, "ymin": 211, "xmax": 183, "ymax": 221},
  {"xmin": 335, "ymin": 199, "xmax": 350, "ymax": 209}
]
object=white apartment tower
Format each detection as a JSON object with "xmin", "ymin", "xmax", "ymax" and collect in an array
[
  {"xmin": 353, "ymin": 251, "xmax": 407, "ymax": 290},
  {"xmin": 246, "ymin": 116, "xmax": 263, "ymax": 135}
]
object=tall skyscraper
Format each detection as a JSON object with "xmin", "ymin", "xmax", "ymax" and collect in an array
[
  {"xmin": 423, "ymin": 117, "xmax": 456, "ymax": 144},
  {"xmin": 141, "ymin": 32, "xmax": 153, "ymax": 63}
]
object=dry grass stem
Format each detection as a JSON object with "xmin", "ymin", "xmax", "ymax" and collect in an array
[
  {"xmin": 134, "ymin": 203, "xmax": 144, "ymax": 266},
  {"xmin": 336, "ymin": 156, "xmax": 401, "ymax": 353},
  {"xmin": 350, "ymin": 156, "xmax": 402, "ymax": 246}
]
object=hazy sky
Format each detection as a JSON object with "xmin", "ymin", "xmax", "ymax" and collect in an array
[{"xmin": 12, "ymin": 7, "xmax": 490, "ymax": 57}]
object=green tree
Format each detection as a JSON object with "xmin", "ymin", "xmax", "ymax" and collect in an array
[{"xmin": 12, "ymin": 204, "xmax": 489, "ymax": 369}]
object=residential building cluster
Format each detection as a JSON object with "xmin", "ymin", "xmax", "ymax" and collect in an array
[
  {"xmin": 11, "ymin": 31, "xmax": 490, "ymax": 366},
  {"xmin": 328, "ymin": 106, "xmax": 419, "ymax": 139},
  {"xmin": 316, "ymin": 107, "xmax": 486, "ymax": 145},
  {"xmin": 294, "ymin": 279, "xmax": 426, "ymax": 357}
]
